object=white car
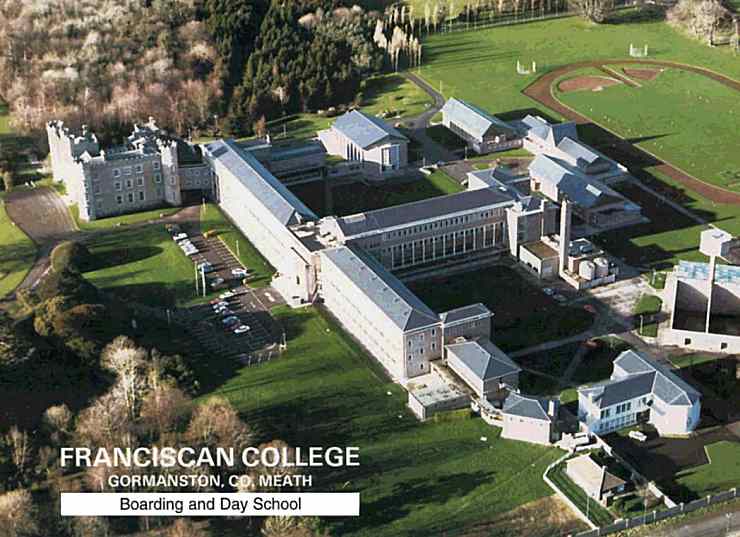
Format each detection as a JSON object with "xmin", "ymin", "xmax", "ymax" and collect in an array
[
  {"xmin": 212, "ymin": 301, "xmax": 229, "ymax": 310},
  {"xmin": 219, "ymin": 291, "xmax": 236, "ymax": 300},
  {"xmin": 173, "ymin": 233, "xmax": 188, "ymax": 242},
  {"xmin": 210, "ymin": 277, "xmax": 225, "ymax": 286},
  {"xmin": 233, "ymin": 324, "xmax": 251, "ymax": 335},
  {"xmin": 231, "ymin": 267, "xmax": 248, "ymax": 278},
  {"xmin": 543, "ymin": 287, "xmax": 554, "ymax": 296}
]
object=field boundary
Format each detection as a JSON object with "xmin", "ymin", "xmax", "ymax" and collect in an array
[{"xmin": 522, "ymin": 59, "xmax": 740, "ymax": 204}]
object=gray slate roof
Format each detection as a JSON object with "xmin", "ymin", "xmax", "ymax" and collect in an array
[
  {"xmin": 529, "ymin": 154, "xmax": 622, "ymax": 209},
  {"xmin": 446, "ymin": 338, "xmax": 521, "ymax": 381},
  {"xmin": 556, "ymin": 137, "xmax": 607, "ymax": 170},
  {"xmin": 440, "ymin": 303, "xmax": 492, "ymax": 325},
  {"xmin": 503, "ymin": 392, "xmax": 557, "ymax": 421},
  {"xmin": 441, "ymin": 98, "xmax": 515, "ymax": 140},
  {"xmin": 335, "ymin": 188, "xmax": 515, "ymax": 239},
  {"xmin": 332, "ymin": 110, "xmax": 408, "ymax": 149},
  {"xmin": 320, "ymin": 246, "xmax": 440, "ymax": 332},
  {"xmin": 522, "ymin": 115, "xmax": 578, "ymax": 146},
  {"xmin": 579, "ymin": 350, "xmax": 701, "ymax": 409},
  {"xmin": 203, "ymin": 139, "xmax": 317, "ymax": 226}
]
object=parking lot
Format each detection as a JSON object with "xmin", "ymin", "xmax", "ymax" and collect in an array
[{"xmin": 169, "ymin": 217, "xmax": 286, "ymax": 366}]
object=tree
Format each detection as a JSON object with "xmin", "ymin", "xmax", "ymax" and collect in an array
[
  {"xmin": 140, "ymin": 383, "xmax": 191, "ymax": 436},
  {"xmin": 167, "ymin": 518, "xmax": 210, "ymax": 537},
  {"xmin": 569, "ymin": 0, "xmax": 614, "ymax": 22},
  {"xmin": 186, "ymin": 396, "xmax": 252, "ymax": 454},
  {"xmin": 2, "ymin": 171, "xmax": 13, "ymax": 192},
  {"xmin": 101, "ymin": 336, "xmax": 148, "ymax": 420},
  {"xmin": 0, "ymin": 489, "xmax": 37, "ymax": 537}
]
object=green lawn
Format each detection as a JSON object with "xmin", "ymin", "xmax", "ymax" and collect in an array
[
  {"xmin": 70, "ymin": 203, "xmax": 181, "ymax": 231},
  {"xmin": 420, "ymin": 13, "xmax": 740, "ymax": 121},
  {"xmin": 82, "ymin": 224, "xmax": 206, "ymax": 308},
  {"xmin": 206, "ymin": 305, "xmax": 562, "ymax": 536},
  {"xmin": 259, "ymin": 74, "xmax": 432, "ymax": 142},
  {"xmin": 409, "ymin": 266, "xmax": 595, "ymax": 351},
  {"xmin": 290, "ymin": 171, "xmax": 463, "ymax": 218},
  {"xmin": 669, "ymin": 354, "xmax": 722, "ymax": 369},
  {"xmin": 0, "ymin": 201, "xmax": 36, "ymax": 297},
  {"xmin": 556, "ymin": 66, "xmax": 740, "ymax": 191},
  {"xmin": 675, "ymin": 441, "xmax": 740, "ymax": 497},
  {"xmin": 634, "ymin": 294, "xmax": 662, "ymax": 337},
  {"xmin": 200, "ymin": 203, "xmax": 275, "ymax": 288}
]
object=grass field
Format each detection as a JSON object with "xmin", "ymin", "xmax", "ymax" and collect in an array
[
  {"xmin": 675, "ymin": 441, "xmax": 740, "ymax": 497},
  {"xmin": 260, "ymin": 74, "xmax": 432, "ymax": 142},
  {"xmin": 290, "ymin": 171, "xmax": 463, "ymax": 217},
  {"xmin": 409, "ymin": 265, "xmax": 594, "ymax": 351},
  {"xmin": 556, "ymin": 66, "xmax": 740, "ymax": 191},
  {"xmin": 200, "ymin": 203, "xmax": 275, "ymax": 288},
  {"xmin": 82, "ymin": 224, "xmax": 206, "ymax": 308},
  {"xmin": 634, "ymin": 294, "xmax": 662, "ymax": 337},
  {"xmin": 70, "ymin": 203, "xmax": 180, "ymax": 231},
  {"xmin": 206, "ymin": 305, "xmax": 562, "ymax": 536},
  {"xmin": 0, "ymin": 201, "xmax": 36, "ymax": 298},
  {"xmin": 670, "ymin": 354, "xmax": 722, "ymax": 369}
]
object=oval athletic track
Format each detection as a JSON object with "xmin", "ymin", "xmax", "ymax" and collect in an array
[{"xmin": 523, "ymin": 59, "xmax": 740, "ymax": 204}]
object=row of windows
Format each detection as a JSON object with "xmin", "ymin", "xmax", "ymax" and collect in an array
[
  {"xmin": 111, "ymin": 162, "xmax": 160, "ymax": 177},
  {"xmin": 383, "ymin": 210, "xmax": 503, "ymax": 240},
  {"xmin": 115, "ymin": 191, "xmax": 147, "ymax": 204},
  {"xmin": 111, "ymin": 175, "xmax": 162, "ymax": 192}
]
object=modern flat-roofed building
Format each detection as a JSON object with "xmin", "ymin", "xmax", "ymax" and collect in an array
[
  {"xmin": 318, "ymin": 110, "xmax": 408, "ymax": 177},
  {"xmin": 241, "ymin": 138, "xmax": 327, "ymax": 184},
  {"xmin": 440, "ymin": 98, "xmax": 520, "ymax": 154},
  {"xmin": 445, "ymin": 337, "xmax": 521, "ymax": 397},
  {"xmin": 203, "ymin": 139, "xmax": 319, "ymax": 304},
  {"xmin": 319, "ymin": 246, "xmax": 443, "ymax": 380},
  {"xmin": 578, "ymin": 350, "xmax": 701, "ymax": 437},
  {"xmin": 47, "ymin": 119, "xmax": 210, "ymax": 221}
]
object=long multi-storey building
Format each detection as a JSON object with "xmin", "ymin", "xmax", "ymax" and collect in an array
[{"xmin": 46, "ymin": 119, "xmax": 210, "ymax": 221}]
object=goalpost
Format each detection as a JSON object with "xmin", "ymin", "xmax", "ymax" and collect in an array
[
  {"xmin": 516, "ymin": 60, "xmax": 537, "ymax": 75},
  {"xmin": 629, "ymin": 43, "xmax": 649, "ymax": 58}
]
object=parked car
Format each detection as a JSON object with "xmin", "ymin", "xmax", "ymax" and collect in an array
[
  {"xmin": 233, "ymin": 325, "xmax": 251, "ymax": 335},
  {"xmin": 210, "ymin": 298, "xmax": 224, "ymax": 305},
  {"xmin": 219, "ymin": 309, "xmax": 235, "ymax": 317},
  {"xmin": 210, "ymin": 277, "xmax": 225, "ymax": 287},
  {"xmin": 212, "ymin": 301, "xmax": 229, "ymax": 310},
  {"xmin": 543, "ymin": 287, "xmax": 554, "ymax": 296},
  {"xmin": 222, "ymin": 316, "xmax": 240, "ymax": 326},
  {"xmin": 219, "ymin": 291, "xmax": 236, "ymax": 300},
  {"xmin": 231, "ymin": 267, "xmax": 248, "ymax": 278},
  {"xmin": 197, "ymin": 262, "xmax": 215, "ymax": 274},
  {"xmin": 173, "ymin": 233, "xmax": 188, "ymax": 242}
]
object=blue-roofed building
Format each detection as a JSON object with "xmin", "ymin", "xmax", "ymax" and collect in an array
[
  {"xmin": 440, "ymin": 98, "xmax": 520, "ymax": 154},
  {"xmin": 317, "ymin": 110, "xmax": 408, "ymax": 177},
  {"xmin": 578, "ymin": 350, "xmax": 701, "ymax": 437},
  {"xmin": 529, "ymin": 153, "xmax": 641, "ymax": 228},
  {"xmin": 445, "ymin": 337, "xmax": 521, "ymax": 397},
  {"xmin": 501, "ymin": 392, "xmax": 560, "ymax": 445}
]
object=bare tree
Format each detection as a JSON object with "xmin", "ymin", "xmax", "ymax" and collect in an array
[
  {"xmin": 0, "ymin": 489, "xmax": 38, "ymax": 537},
  {"xmin": 5, "ymin": 427, "xmax": 30, "ymax": 478},
  {"xmin": 140, "ymin": 383, "xmax": 191, "ymax": 436},
  {"xmin": 167, "ymin": 518, "xmax": 210, "ymax": 537},
  {"xmin": 568, "ymin": 0, "xmax": 614, "ymax": 22},
  {"xmin": 186, "ymin": 397, "xmax": 252, "ymax": 454},
  {"xmin": 101, "ymin": 336, "xmax": 148, "ymax": 420}
]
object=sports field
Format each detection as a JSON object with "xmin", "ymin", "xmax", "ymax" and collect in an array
[
  {"xmin": 206, "ymin": 305, "xmax": 562, "ymax": 537},
  {"xmin": 556, "ymin": 66, "xmax": 740, "ymax": 191}
]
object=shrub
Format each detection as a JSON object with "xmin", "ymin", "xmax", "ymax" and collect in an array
[{"xmin": 50, "ymin": 241, "xmax": 92, "ymax": 274}]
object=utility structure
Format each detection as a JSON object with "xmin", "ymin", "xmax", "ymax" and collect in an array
[{"xmin": 699, "ymin": 227, "xmax": 733, "ymax": 333}]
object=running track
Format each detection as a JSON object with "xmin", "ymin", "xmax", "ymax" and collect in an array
[{"xmin": 523, "ymin": 59, "xmax": 740, "ymax": 204}]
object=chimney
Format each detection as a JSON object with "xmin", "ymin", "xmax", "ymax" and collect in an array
[{"xmin": 559, "ymin": 199, "xmax": 572, "ymax": 274}]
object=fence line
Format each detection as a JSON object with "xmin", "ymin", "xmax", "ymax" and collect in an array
[
  {"xmin": 570, "ymin": 487, "xmax": 739, "ymax": 537},
  {"xmin": 543, "ymin": 453, "xmax": 598, "ymax": 530}
]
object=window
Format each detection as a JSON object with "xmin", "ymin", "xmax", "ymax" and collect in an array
[
  {"xmin": 153, "ymin": 161, "xmax": 161, "ymax": 170},
  {"xmin": 114, "ymin": 181, "xmax": 122, "ymax": 192},
  {"xmin": 154, "ymin": 173, "xmax": 162, "ymax": 183},
  {"xmin": 169, "ymin": 176, "xmax": 176, "ymax": 186},
  {"xmin": 136, "ymin": 177, "xmax": 144, "ymax": 187},
  {"xmin": 113, "ymin": 168, "xmax": 121, "ymax": 177},
  {"xmin": 96, "ymin": 198, "xmax": 103, "ymax": 208},
  {"xmin": 127, "ymin": 192, "xmax": 134, "ymax": 203},
  {"xmin": 135, "ymin": 164, "xmax": 144, "ymax": 173},
  {"xmin": 138, "ymin": 191, "xmax": 145, "ymax": 202},
  {"xmin": 684, "ymin": 338, "xmax": 692, "ymax": 345},
  {"xmin": 126, "ymin": 179, "xmax": 133, "ymax": 189},
  {"xmin": 123, "ymin": 166, "xmax": 132, "ymax": 175},
  {"xmin": 721, "ymin": 342, "xmax": 728, "ymax": 350},
  {"xmin": 116, "ymin": 195, "xmax": 123, "ymax": 205}
]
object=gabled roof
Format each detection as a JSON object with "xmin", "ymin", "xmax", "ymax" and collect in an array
[
  {"xmin": 332, "ymin": 110, "xmax": 407, "ymax": 149},
  {"xmin": 203, "ymin": 139, "xmax": 317, "ymax": 226},
  {"xmin": 556, "ymin": 137, "xmax": 609, "ymax": 170},
  {"xmin": 579, "ymin": 350, "xmax": 701, "ymax": 409},
  {"xmin": 441, "ymin": 98, "xmax": 515, "ymax": 140},
  {"xmin": 522, "ymin": 115, "xmax": 578, "ymax": 146},
  {"xmin": 529, "ymin": 154, "xmax": 623, "ymax": 209},
  {"xmin": 440, "ymin": 303, "xmax": 492, "ymax": 325},
  {"xmin": 566, "ymin": 455, "xmax": 626, "ymax": 496},
  {"xmin": 503, "ymin": 392, "xmax": 557, "ymax": 421},
  {"xmin": 446, "ymin": 337, "xmax": 521, "ymax": 382},
  {"xmin": 334, "ymin": 188, "xmax": 515, "ymax": 239},
  {"xmin": 319, "ymin": 246, "xmax": 440, "ymax": 332}
]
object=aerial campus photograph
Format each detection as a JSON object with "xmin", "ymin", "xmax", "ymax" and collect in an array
[{"xmin": 0, "ymin": 0, "xmax": 739, "ymax": 535}]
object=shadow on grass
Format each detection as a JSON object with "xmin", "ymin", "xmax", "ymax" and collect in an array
[{"xmin": 85, "ymin": 245, "xmax": 163, "ymax": 271}]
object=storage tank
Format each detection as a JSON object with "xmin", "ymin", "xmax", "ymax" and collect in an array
[
  {"xmin": 579, "ymin": 260, "xmax": 596, "ymax": 280},
  {"xmin": 594, "ymin": 257, "xmax": 609, "ymax": 278}
]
